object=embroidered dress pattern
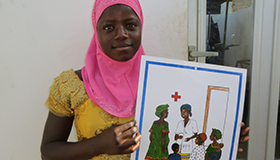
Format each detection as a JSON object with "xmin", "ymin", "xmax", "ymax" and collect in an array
[{"xmin": 45, "ymin": 70, "xmax": 134, "ymax": 160}]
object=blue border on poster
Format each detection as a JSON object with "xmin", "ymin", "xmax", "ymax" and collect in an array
[{"xmin": 135, "ymin": 60, "xmax": 243, "ymax": 160}]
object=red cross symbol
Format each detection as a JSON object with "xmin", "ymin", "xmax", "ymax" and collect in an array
[{"xmin": 171, "ymin": 92, "xmax": 181, "ymax": 102}]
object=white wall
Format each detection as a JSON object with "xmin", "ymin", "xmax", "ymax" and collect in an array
[
  {"xmin": 0, "ymin": 0, "xmax": 190, "ymax": 159},
  {"xmin": 0, "ymin": 1, "xmax": 93, "ymax": 159}
]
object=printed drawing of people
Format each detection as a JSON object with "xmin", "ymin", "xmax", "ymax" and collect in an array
[
  {"xmin": 189, "ymin": 133, "xmax": 207, "ymax": 160},
  {"xmin": 145, "ymin": 104, "xmax": 170, "ymax": 160},
  {"xmin": 167, "ymin": 143, "xmax": 181, "ymax": 160},
  {"xmin": 205, "ymin": 128, "xmax": 224, "ymax": 160},
  {"xmin": 174, "ymin": 103, "xmax": 198, "ymax": 160}
]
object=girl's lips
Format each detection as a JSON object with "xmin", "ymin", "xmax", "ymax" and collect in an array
[
  {"xmin": 114, "ymin": 46, "xmax": 131, "ymax": 51},
  {"xmin": 113, "ymin": 45, "xmax": 132, "ymax": 51},
  {"xmin": 112, "ymin": 43, "xmax": 132, "ymax": 48}
]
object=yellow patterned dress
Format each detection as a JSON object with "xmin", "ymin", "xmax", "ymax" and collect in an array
[{"xmin": 45, "ymin": 69, "xmax": 134, "ymax": 160}]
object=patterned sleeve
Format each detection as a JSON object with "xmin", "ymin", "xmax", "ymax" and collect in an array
[{"xmin": 45, "ymin": 70, "xmax": 88, "ymax": 117}]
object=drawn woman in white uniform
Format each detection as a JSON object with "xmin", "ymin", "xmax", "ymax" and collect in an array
[{"xmin": 174, "ymin": 104, "xmax": 198, "ymax": 159}]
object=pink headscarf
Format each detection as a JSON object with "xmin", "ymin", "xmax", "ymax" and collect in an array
[{"xmin": 82, "ymin": 0, "xmax": 145, "ymax": 118}]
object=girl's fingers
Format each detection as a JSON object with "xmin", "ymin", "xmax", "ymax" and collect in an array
[
  {"xmin": 240, "ymin": 127, "xmax": 250, "ymax": 143},
  {"xmin": 239, "ymin": 122, "xmax": 250, "ymax": 143},
  {"xmin": 114, "ymin": 120, "xmax": 140, "ymax": 145},
  {"xmin": 240, "ymin": 122, "xmax": 250, "ymax": 136},
  {"xmin": 114, "ymin": 120, "xmax": 136, "ymax": 136},
  {"xmin": 133, "ymin": 132, "xmax": 141, "ymax": 143},
  {"xmin": 131, "ymin": 140, "xmax": 140, "ymax": 152},
  {"xmin": 121, "ymin": 141, "xmax": 140, "ymax": 154},
  {"xmin": 238, "ymin": 122, "xmax": 250, "ymax": 152},
  {"xmin": 118, "ymin": 126, "xmax": 138, "ymax": 140},
  {"xmin": 116, "ymin": 126, "xmax": 140, "ymax": 145},
  {"xmin": 121, "ymin": 133, "xmax": 141, "ymax": 154},
  {"xmin": 239, "ymin": 134, "xmax": 249, "ymax": 143},
  {"xmin": 243, "ymin": 127, "xmax": 250, "ymax": 135}
]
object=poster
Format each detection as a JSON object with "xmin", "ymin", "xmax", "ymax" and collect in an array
[{"xmin": 131, "ymin": 55, "xmax": 247, "ymax": 160}]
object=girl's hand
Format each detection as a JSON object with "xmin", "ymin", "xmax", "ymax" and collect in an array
[
  {"xmin": 95, "ymin": 120, "xmax": 141, "ymax": 155},
  {"xmin": 238, "ymin": 122, "xmax": 250, "ymax": 152}
]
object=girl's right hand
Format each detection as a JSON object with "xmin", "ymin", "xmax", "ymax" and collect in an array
[
  {"xmin": 41, "ymin": 112, "xmax": 141, "ymax": 160},
  {"xmin": 95, "ymin": 120, "xmax": 141, "ymax": 155}
]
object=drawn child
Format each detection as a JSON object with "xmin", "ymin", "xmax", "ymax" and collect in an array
[
  {"xmin": 205, "ymin": 128, "xmax": 224, "ymax": 160},
  {"xmin": 174, "ymin": 103, "xmax": 198, "ymax": 159},
  {"xmin": 167, "ymin": 143, "xmax": 181, "ymax": 160},
  {"xmin": 145, "ymin": 104, "xmax": 170, "ymax": 160},
  {"xmin": 189, "ymin": 133, "xmax": 207, "ymax": 160}
]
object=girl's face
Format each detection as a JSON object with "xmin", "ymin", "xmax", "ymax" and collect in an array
[
  {"xmin": 181, "ymin": 109, "xmax": 190, "ymax": 119},
  {"xmin": 97, "ymin": 4, "xmax": 141, "ymax": 62}
]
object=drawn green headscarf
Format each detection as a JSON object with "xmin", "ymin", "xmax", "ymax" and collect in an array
[
  {"xmin": 155, "ymin": 104, "xmax": 169, "ymax": 117},
  {"xmin": 212, "ymin": 128, "xmax": 222, "ymax": 140}
]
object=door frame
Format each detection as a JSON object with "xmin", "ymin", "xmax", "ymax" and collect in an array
[
  {"xmin": 248, "ymin": 0, "xmax": 280, "ymax": 159},
  {"xmin": 188, "ymin": 0, "xmax": 206, "ymax": 62},
  {"xmin": 197, "ymin": 0, "xmax": 207, "ymax": 63}
]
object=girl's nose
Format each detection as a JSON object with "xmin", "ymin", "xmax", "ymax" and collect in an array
[{"xmin": 115, "ymin": 25, "xmax": 128, "ymax": 40}]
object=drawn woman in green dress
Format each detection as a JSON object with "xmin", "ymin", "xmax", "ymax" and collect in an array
[
  {"xmin": 145, "ymin": 104, "xmax": 170, "ymax": 160},
  {"xmin": 205, "ymin": 128, "xmax": 224, "ymax": 160}
]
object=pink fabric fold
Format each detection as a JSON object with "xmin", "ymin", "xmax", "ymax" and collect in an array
[{"xmin": 82, "ymin": 0, "xmax": 145, "ymax": 118}]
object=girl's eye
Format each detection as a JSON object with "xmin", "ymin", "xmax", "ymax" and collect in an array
[
  {"xmin": 127, "ymin": 23, "xmax": 137, "ymax": 28},
  {"xmin": 104, "ymin": 25, "xmax": 114, "ymax": 30}
]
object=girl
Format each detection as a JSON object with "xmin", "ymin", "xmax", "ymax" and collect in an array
[
  {"xmin": 40, "ymin": 1, "xmax": 249, "ymax": 159},
  {"xmin": 145, "ymin": 104, "xmax": 170, "ymax": 160},
  {"xmin": 41, "ymin": 0, "xmax": 144, "ymax": 159}
]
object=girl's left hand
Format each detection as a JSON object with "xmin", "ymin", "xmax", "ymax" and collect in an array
[{"xmin": 238, "ymin": 122, "xmax": 250, "ymax": 152}]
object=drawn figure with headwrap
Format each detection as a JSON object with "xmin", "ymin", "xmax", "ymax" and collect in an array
[
  {"xmin": 205, "ymin": 128, "xmax": 224, "ymax": 160},
  {"xmin": 174, "ymin": 103, "xmax": 198, "ymax": 160},
  {"xmin": 145, "ymin": 104, "xmax": 170, "ymax": 160}
]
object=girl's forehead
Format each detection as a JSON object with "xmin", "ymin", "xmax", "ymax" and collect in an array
[
  {"xmin": 99, "ymin": 4, "xmax": 139, "ymax": 21},
  {"xmin": 92, "ymin": 0, "xmax": 143, "ymax": 27}
]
